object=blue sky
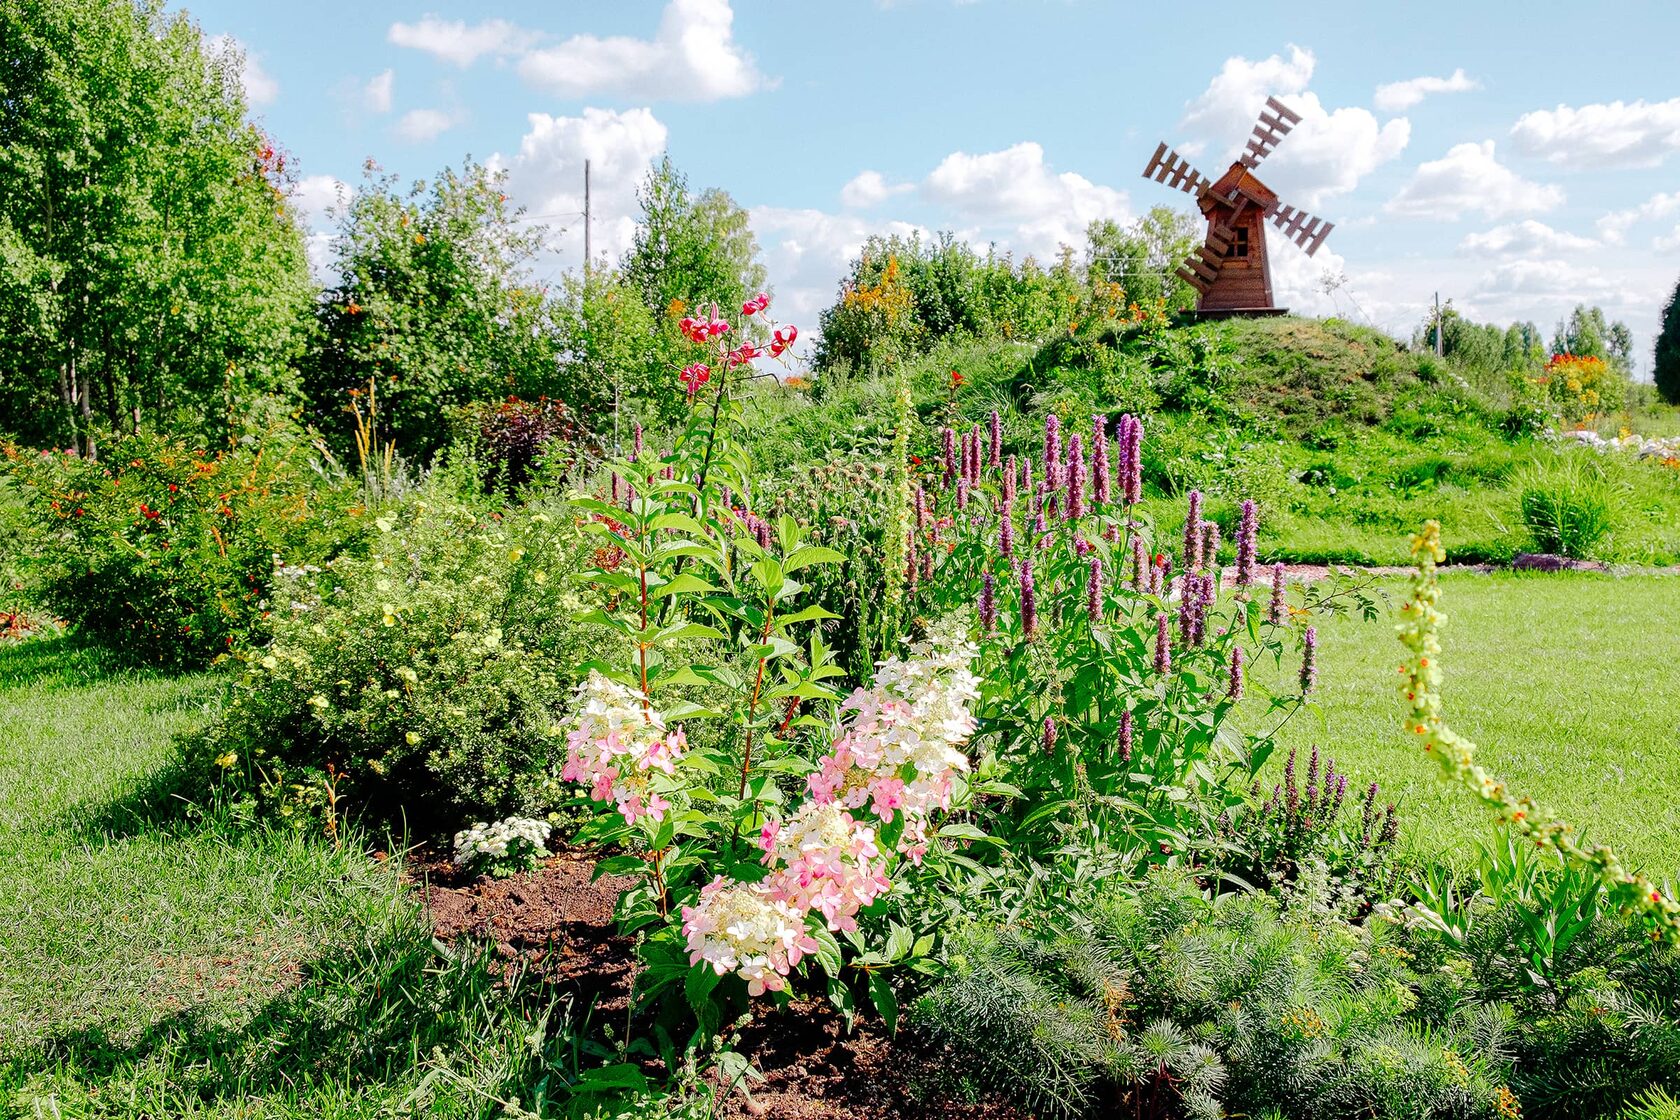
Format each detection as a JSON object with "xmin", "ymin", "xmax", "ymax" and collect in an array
[{"xmin": 189, "ymin": 0, "xmax": 1680, "ymax": 370}]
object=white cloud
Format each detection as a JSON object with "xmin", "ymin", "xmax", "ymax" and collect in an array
[
  {"xmin": 840, "ymin": 170, "xmax": 913, "ymax": 209},
  {"xmin": 489, "ymin": 107, "xmax": 670, "ymax": 274},
  {"xmin": 206, "ymin": 34, "xmax": 278, "ymax": 107},
  {"xmin": 364, "ymin": 69, "xmax": 394, "ymax": 114},
  {"xmin": 394, "ymin": 107, "xmax": 465, "ymax": 143},
  {"xmin": 387, "ymin": 16, "xmax": 522, "ymax": 67},
  {"xmin": 1657, "ymin": 227, "xmax": 1680, "ymax": 254},
  {"xmin": 1470, "ymin": 259, "xmax": 1635, "ymax": 305},
  {"xmin": 1373, "ymin": 68, "xmax": 1478, "ymax": 112},
  {"xmin": 923, "ymin": 141, "xmax": 1131, "ymax": 257},
  {"xmin": 1385, "ymin": 141, "xmax": 1563, "ymax": 221},
  {"xmin": 1175, "ymin": 46, "xmax": 1408, "ymax": 206},
  {"xmin": 1180, "ymin": 45, "xmax": 1314, "ymax": 142},
  {"xmin": 1458, "ymin": 220, "xmax": 1597, "ymax": 257},
  {"xmin": 1512, "ymin": 97, "xmax": 1680, "ymax": 169},
  {"xmin": 290, "ymin": 175, "xmax": 352, "ymax": 279},
  {"xmin": 517, "ymin": 0, "xmax": 766, "ymax": 101},
  {"xmin": 1597, "ymin": 191, "xmax": 1680, "ymax": 244}
]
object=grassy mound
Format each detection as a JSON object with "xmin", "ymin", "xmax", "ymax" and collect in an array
[{"xmin": 745, "ymin": 317, "xmax": 1680, "ymax": 566}]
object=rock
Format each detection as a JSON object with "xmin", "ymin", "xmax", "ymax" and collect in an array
[{"xmin": 1512, "ymin": 553, "xmax": 1609, "ymax": 573}]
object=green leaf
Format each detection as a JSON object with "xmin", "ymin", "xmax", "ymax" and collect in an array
[
  {"xmin": 685, "ymin": 961, "xmax": 721, "ymax": 1012},
  {"xmin": 937, "ymin": 823, "xmax": 994, "ymax": 843},
  {"xmin": 650, "ymin": 573, "xmax": 718, "ymax": 599},
  {"xmin": 810, "ymin": 924, "xmax": 844, "ymax": 979},
  {"xmin": 654, "ymin": 621, "xmax": 727, "ymax": 644},
  {"xmin": 784, "ymin": 545, "xmax": 846, "ymax": 573},
  {"xmin": 867, "ymin": 971, "xmax": 899, "ymax": 1033},
  {"xmin": 774, "ymin": 604, "xmax": 841, "ymax": 627}
]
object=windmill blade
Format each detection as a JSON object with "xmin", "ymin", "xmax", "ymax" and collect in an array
[
  {"xmin": 1142, "ymin": 142, "xmax": 1212, "ymax": 197},
  {"xmin": 1239, "ymin": 96, "xmax": 1303, "ymax": 170},
  {"xmin": 1175, "ymin": 222, "xmax": 1237, "ymax": 294},
  {"xmin": 1269, "ymin": 203, "xmax": 1335, "ymax": 257}
]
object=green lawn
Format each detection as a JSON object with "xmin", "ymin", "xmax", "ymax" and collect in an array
[
  {"xmin": 1268, "ymin": 571, "xmax": 1680, "ymax": 879},
  {"xmin": 0, "ymin": 639, "xmax": 564, "ymax": 1119}
]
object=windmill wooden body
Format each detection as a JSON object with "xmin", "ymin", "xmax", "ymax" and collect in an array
[{"xmin": 1142, "ymin": 97, "xmax": 1335, "ymax": 317}]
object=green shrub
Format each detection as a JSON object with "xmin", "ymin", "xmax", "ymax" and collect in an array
[
  {"xmin": 197, "ymin": 487, "xmax": 602, "ymax": 827},
  {"xmin": 2, "ymin": 429, "xmax": 360, "ymax": 666},
  {"xmin": 1516, "ymin": 453, "xmax": 1621, "ymax": 557},
  {"xmin": 916, "ymin": 871, "xmax": 1516, "ymax": 1120}
]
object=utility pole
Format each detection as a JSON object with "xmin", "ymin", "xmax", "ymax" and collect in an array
[
  {"xmin": 583, "ymin": 158, "xmax": 592, "ymax": 277},
  {"xmin": 1434, "ymin": 291, "xmax": 1443, "ymax": 358}
]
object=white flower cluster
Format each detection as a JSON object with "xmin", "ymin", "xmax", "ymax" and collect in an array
[
  {"xmin": 681, "ymin": 877, "xmax": 818, "ymax": 996},
  {"xmin": 1557, "ymin": 428, "xmax": 1680, "ymax": 461},
  {"xmin": 808, "ymin": 618, "xmax": 981, "ymax": 858},
  {"xmin": 451, "ymin": 815, "xmax": 553, "ymax": 869},
  {"xmin": 562, "ymin": 671, "xmax": 687, "ymax": 826}
]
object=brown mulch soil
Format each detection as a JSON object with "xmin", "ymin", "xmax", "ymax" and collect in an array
[
  {"xmin": 412, "ymin": 848, "xmax": 1030, "ymax": 1119},
  {"xmin": 412, "ymin": 846, "xmax": 639, "ymax": 1011},
  {"xmin": 706, "ymin": 999, "xmax": 1032, "ymax": 1120}
]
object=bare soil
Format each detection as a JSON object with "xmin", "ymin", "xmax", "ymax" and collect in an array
[{"xmin": 413, "ymin": 848, "xmax": 1029, "ymax": 1120}]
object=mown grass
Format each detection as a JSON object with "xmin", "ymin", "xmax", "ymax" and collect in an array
[
  {"xmin": 1266, "ymin": 572, "xmax": 1680, "ymax": 880},
  {"xmin": 0, "ymin": 638, "xmax": 641, "ymax": 1119}
]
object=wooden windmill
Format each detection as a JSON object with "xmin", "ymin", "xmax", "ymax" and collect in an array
[{"xmin": 1142, "ymin": 96, "xmax": 1334, "ymax": 316}]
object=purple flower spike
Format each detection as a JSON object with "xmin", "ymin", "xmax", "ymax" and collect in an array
[
  {"xmin": 632, "ymin": 423, "xmax": 644, "ymax": 463},
  {"xmin": 1021, "ymin": 458, "xmax": 1033, "ymax": 502},
  {"xmin": 1092, "ymin": 415, "xmax": 1111, "ymax": 506},
  {"xmin": 1131, "ymin": 534, "xmax": 1147, "ymax": 588},
  {"xmin": 1200, "ymin": 520, "xmax": 1221, "ymax": 571},
  {"xmin": 1184, "ymin": 490, "xmax": 1203, "ymax": 571},
  {"xmin": 979, "ymin": 572, "xmax": 997, "ymax": 634},
  {"xmin": 611, "ymin": 472, "xmax": 621, "ymax": 503},
  {"xmin": 915, "ymin": 485, "xmax": 929, "ymax": 531},
  {"xmin": 1066, "ymin": 433, "xmax": 1086, "ymax": 520},
  {"xmin": 1020, "ymin": 558, "xmax": 1037, "ymax": 640},
  {"xmin": 1043, "ymin": 414, "xmax": 1062, "ymax": 492},
  {"xmin": 1042, "ymin": 716, "xmax": 1057, "ymax": 755},
  {"xmin": 989, "ymin": 410, "xmax": 1003, "ymax": 469},
  {"xmin": 1124, "ymin": 415, "xmax": 1143, "ymax": 506},
  {"xmin": 1118, "ymin": 710, "xmax": 1134, "ymax": 764},
  {"xmin": 957, "ymin": 477, "xmax": 970, "ymax": 511},
  {"xmin": 1301, "ymin": 626, "xmax": 1319, "ymax": 695},
  {"xmin": 942, "ymin": 427, "xmax": 957, "ymax": 489},
  {"xmin": 999, "ymin": 501, "xmax": 1015, "ymax": 557},
  {"xmin": 1003, "ymin": 455, "xmax": 1017, "ymax": 505},
  {"xmin": 1154, "ymin": 612, "xmax": 1172, "ymax": 674},
  {"xmin": 969, "ymin": 423, "xmax": 984, "ymax": 486},
  {"xmin": 1269, "ymin": 562, "xmax": 1287, "ymax": 625},
  {"xmin": 1227, "ymin": 646, "xmax": 1245, "ymax": 701},
  {"xmin": 1087, "ymin": 555, "xmax": 1104, "ymax": 623},
  {"xmin": 1236, "ymin": 499, "xmax": 1259, "ymax": 588}
]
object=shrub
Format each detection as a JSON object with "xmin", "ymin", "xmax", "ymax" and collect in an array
[
  {"xmin": 916, "ymin": 870, "xmax": 1518, "ymax": 1120},
  {"xmin": 1516, "ymin": 453, "xmax": 1621, "ymax": 557},
  {"xmin": 461, "ymin": 396, "xmax": 592, "ymax": 496},
  {"xmin": 198, "ymin": 487, "xmax": 600, "ymax": 826},
  {"xmin": 2, "ymin": 429, "xmax": 359, "ymax": 666}
]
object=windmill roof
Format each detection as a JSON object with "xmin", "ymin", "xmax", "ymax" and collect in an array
[{"xmin": 1203, "ymin": 161, "xmax": 1279, "ymax": 210}]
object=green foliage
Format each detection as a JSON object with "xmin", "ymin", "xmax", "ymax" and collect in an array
[
  {"xmin": 198, "ymin": 484, "xmax": 598, "ymax": 825},
  {"xmin": 1656, "ymin": 275, "xmax": 1680, "ymax": 405},
  {"xmin": 1552, "ymin": 303, "xmax": 1636, "ymax": 372},
  {"xmin": 1516, "ymin": 451, "xmax": 1621, "ymax": 557},
  {"xmin": 2, "ymin": 428, "xmax": 358, "ymax": 667},
  {"xmin": 917, "ymin": 871, "xmax": 1517, "ymax": 1120},
  {"xmin": 543, "ymin": 266, "xmax": 678, "ymax": 430},
  {"xmin": 0, "ymin": 0, "xmax": 315, "ymax": 452},
  {"xmin": 623, "ymin": 155, "xmax": 766, "ymax": 322},
  {"xmin": 305, "ymin": 161, "xmax": 558, "ymax": 460},
  {"xmin": 1393, "ymin": 835, "xmax": 1680, "ymax": 1119}
]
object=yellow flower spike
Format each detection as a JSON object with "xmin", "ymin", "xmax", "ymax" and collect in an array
[{"xmin": 1400, "ymin": 520, "xmax": 1680, "ymax": 942}]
